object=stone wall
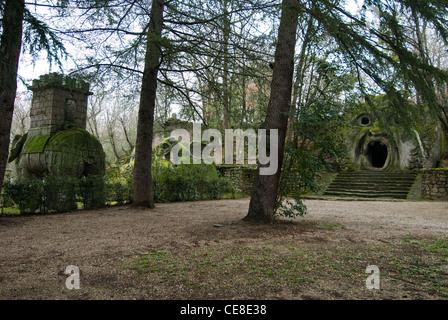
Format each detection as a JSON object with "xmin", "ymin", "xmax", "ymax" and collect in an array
[
  {"xmin": 421, "ymin": 169, "xmax": 448, "ymax": 200},
  {"xmin": 216, "ymin": 166, "xmax": 257, "ymax": 194}
]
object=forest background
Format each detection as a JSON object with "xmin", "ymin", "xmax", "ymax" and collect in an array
[{"xmin": 2, "ymin": 0, "xmax": 448, "ymax": 222}]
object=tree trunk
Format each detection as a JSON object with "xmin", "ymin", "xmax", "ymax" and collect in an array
[
  {"xmin": 244, "ymin": 0, "xmax": 300, "ymax": 223},
  {"xmin": 222, "ymin": 0, "xmax": 232, "ymax": 129},
  {"xmin": 0, "ymin": 0, "xmax": 25, "ymax": 196},
  {"xmin": 132, "ymin": 0, "xmax": 164, "ymax": 208}
]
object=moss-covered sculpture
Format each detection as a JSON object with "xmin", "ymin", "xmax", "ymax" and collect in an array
[
  {"xmin": 341, "ymin": 95, "xmax": 445, "ymax": 172},
  {"xmin": 17, "ymin": 127, "xmax": 105, "ymax": 178},
  {"xmin": 8, "ymin": 73, "xmax": 105, "ymax": 211}
]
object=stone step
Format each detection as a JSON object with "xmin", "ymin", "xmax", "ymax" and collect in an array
[
  {"xmin": 326, "ymin": 186, "xmax": 413, "ymax": 193},
  {"xmin": 334, "ymin": 174, "xmax": 416, "ymax": 180},
  {"xmin": 333, "ymin": 178, "xmax": 416, "ymax": 183},
  {"xmin": 325, "ymin": 186, "xmax": 411, "ymax": 193},
  {"xmin": 334, "ymin": 175, "xmax": 416, "ymax": 180},
  {"xmin": 324, "ymin": 171, "xmax": 417, "ymax": 199},
  {"xmin": 327, "ymin": 182, "xmax": 415, "ymax": 189},
  {"xmin": 329, "ymin": 181, "xmax": 415, "ymax": 187},
  {"xmin": 324, "ymin": 190, "xmax": 409, "ymax": 199}
]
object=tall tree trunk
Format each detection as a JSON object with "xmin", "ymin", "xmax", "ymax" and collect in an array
[
  {"xmin": 244, "ymin": 0, "xmax": 300, "ymax": 223},
  {"xmin": 222, "ymin": 0, "xmax": 232, "ymax": 129},
  {"xmin": 132, "ymin": 0, "xmax": 164, "ymax": 208},
  {"xmin": 0, "ymin": 0, "xmax": 25, "ymax": 196}
]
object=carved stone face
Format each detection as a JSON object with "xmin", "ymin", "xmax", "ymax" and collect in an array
[
  {"xmin": 346, "ymin": 108, "xmax": 443, "ymax": 172},
  {"xmin": 351, "ymin": 112, "xmax": 399, "ymax": 171}
]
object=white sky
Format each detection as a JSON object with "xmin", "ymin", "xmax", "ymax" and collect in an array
[{"xmin": 346, "ymin": 0, "xmax": 361, "ymax": 13}]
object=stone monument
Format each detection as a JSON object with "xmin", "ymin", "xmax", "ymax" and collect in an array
[
  {"xmin": 343, "ymin": 96, "xmax": 445, "ymax": 172},
  {"xmin": 8, "ymin": 73, "xmax": 105, "ymax": 211}
]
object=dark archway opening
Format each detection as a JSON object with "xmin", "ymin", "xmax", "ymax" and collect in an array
[{"xmin": 366, "ymin": 141, "xmax": 388, "ymax": 168}]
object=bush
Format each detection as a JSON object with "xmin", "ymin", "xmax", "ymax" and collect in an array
[
  {"xmin": 152, "ymin": 162, "xmax": 236, "ymax": 202},
  {"xmin": 104, "ymin": 163, "xmax": 133, "ymax": 205},
  {"xmin": 2, "ymin": 175, "xmax": 106, "ymax": 214},
  {"xmin": 77, "ymin": 175, "xmax": 106, "ymax": 209},
  {"xmin": 2, "ymin": 177, "xmax": 43, "ymax": 214},
  {"xmin": 1, "ymin": 162, "xmax": 236, "ymax": 215}
]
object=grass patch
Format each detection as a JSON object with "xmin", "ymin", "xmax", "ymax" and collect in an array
[
  {"xmin": 130, "ymin": 245, "xmax": 317, "ymax": 296},
  {"xmin": 382, "ymin": 237, "xmax": 448, "ymax": 297},
  {"xmin": 127, "ymin": 235, "xmax": 448, "ymax": 299},
  {"xmin": 421, "ymin": 239, "xmax": 448, "ymax": 256},
  {"xmin": 321, "ymin": 223, "xmax": 345, "ymax": 230}
]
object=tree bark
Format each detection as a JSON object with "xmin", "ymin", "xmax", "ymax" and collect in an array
[
  {"xmin": 0, "ymin": 0, "xmax": 25, "ymax": 196},
  {"xmin": 244, "ymin": 0, "xmax": 300, "ymax": 223},
  {"xmin": 132, "ymin": 0, "xmax": 164, "ymax": 208}
]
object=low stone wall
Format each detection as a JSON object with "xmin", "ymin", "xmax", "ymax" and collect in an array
[
  {"xmin": 217, "ymin": 166, "xmax": 448, "ymax": 201},
  {"xmin": 216, "ymin": 166, "xmax": 257, "ymax": 195},
  {"xmin": 421, "ymin": 169, "xmax": 448, "ymax": 200}
]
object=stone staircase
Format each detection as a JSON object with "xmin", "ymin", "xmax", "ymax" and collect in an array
[{"xmin": 324, "ymin": 171, "xmax": 417, "ymax": 199}]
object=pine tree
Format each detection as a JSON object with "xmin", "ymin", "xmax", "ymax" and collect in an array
[
  {"xmin": 244, "ymin": 0, "xmax": 300, "ymax": 223},
  {"xmin": 132, "ymin": 0, "xmax": 165, "ymax": 208}
]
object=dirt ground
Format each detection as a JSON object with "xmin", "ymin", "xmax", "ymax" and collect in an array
[{"xmin": 0, "ymin": 197, "xmax": 447, "ymax": 301}]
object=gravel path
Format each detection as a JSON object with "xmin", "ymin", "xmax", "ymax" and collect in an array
[{"xmin": 0, "ymin": 198, "xmax": 447, "ymax": 299}]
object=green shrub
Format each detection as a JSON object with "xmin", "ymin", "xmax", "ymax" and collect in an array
[
  {"xmin": 77, "ymin": 175, "xmax": 106, "ymax": 209},
  {"xmin": 2, "ymin": 175, "xmax": 106, "ymax": 214},
  {"xmin": 2, "ymin": 177, "xmax": 43, "ymax": 214},
  {"xmin": 105, "ymin": 181, "xmax": 133, "ymax": 205},
  {"xmin": 104, "ymin": 164, "xmax": 133, "ymax": 205},
  {"xmin": 1, "ymin": 161, "xmax": 235, "ymax": 215},
  {"xmin": 152, "ymin": 162, "xmax": 236, "ymax": 202},
  {"xmin": 42, "ymin": 175, "xmax": 78, "ymax": 212}
]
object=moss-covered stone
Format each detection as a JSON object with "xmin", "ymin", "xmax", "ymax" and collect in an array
[
  {"xmin": 22, "ymin": 135, "xmax": 51, "ymax": 154},
  {"xmin": 17, "ymin": 127, "xmax": 105, "ymax": 179},
  {"xmin": 45, "ymin": 127, "xmax": 104, "ymax": 157}
]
